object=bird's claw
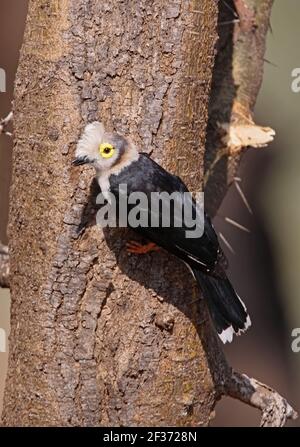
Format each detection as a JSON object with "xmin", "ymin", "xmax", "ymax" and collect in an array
[{"xmin": 126, "ymin": 241, "xmax": 160, "ymax": 254}]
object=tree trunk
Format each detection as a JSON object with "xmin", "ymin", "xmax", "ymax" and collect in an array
[{"xmin": 2, "ymin": 0, "xmax": 296, "ymax": 427}]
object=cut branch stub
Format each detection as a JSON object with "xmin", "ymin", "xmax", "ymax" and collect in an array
[{"xmin": 219, "ymin": 122, "xmax": 275, "ymax": 155}]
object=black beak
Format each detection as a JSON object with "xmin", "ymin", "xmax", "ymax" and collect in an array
[{"xmin": 72, "ymin": 156, "xmax": 89, "ymax": 166}]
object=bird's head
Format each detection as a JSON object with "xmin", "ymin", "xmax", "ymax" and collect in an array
[{"xmin": 72, "ymin": 121, "xmax": 138, "ymax": 174}]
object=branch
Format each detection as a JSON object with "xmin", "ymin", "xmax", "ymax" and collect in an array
[
  {"xmin": 205, "ymin": 0, "xmax": 274, "ymax": 216},
  {"xmin": 0, "ymin": 111, "xmax": 13, "ymax": 137},
  {"xmin": 224, "ymin": 370, "xmax": 298, "ymax": 427},
  {"xmin": 0, "ymin": 241, "xmax": 9, "ymax": 288},
  {"xmin": 204, "ymin": 1, "xmax": 297, "ymax": 426}
]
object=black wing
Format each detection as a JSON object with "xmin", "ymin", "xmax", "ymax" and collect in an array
[{"xmin": 109, "ymin": 154, "xmax": 225, "ymax": 275}]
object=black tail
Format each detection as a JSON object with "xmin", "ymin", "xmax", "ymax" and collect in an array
[{"xmin": 193, "ymin": 269, "xmax": 251, "ymax": 343}]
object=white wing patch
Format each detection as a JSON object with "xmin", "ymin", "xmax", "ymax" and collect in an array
[
  {"xmin": 219, "ymin": 294, "xmax": 251, "ymax": 344},
  {"xmin": 219, "ymin": 326, "xmax": 234, "ymax": 344}
]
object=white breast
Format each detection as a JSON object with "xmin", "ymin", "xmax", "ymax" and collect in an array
[{"xmin": 97, "ymin": 174, "xmax": 111, "ymax": 202}]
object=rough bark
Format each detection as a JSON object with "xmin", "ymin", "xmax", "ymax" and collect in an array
[
  {"xmin": 1, "ymin": 0, "xmax": 296, "ymax": 427},
  {"xmin": 2, "ymin": 0, "xmax": 223, "ymax": 427}
]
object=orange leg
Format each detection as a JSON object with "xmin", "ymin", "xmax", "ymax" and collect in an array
[{"xmin": 126, "ymin": 240, "xmax": 160, "ymax": 254}]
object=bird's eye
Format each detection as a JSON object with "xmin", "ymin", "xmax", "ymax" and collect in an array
[{"xmin": 99, "ymin": 143, "xmax": 115, "ymax": 159}]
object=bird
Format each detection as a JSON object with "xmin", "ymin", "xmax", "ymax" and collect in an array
[{"xmin": 72, "ymin": 121, "xmax": 251, "ymax": 343}]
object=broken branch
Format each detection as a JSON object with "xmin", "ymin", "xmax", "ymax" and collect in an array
[{"xmin": 224, "ymin": 370, "xmax": 298, "ymax": 427}]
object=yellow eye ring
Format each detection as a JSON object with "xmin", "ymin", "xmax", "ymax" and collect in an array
[{"xmin": 99, "ymin": 143, "xmax": 115, "ymax": 159}]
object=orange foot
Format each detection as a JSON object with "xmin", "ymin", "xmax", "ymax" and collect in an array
[{"xmin": 126, "ymin": 241, "xmax": 160, "ymax": 254}]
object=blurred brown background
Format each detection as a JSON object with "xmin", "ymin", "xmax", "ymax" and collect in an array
[{"xmin": 0, "ymin": 1, "xmax": 300, "ymax": 426}]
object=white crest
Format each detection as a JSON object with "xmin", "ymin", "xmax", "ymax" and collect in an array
[{"xmin": 76, "ymin": 121, "xmax": 105, "ymax": 159}]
